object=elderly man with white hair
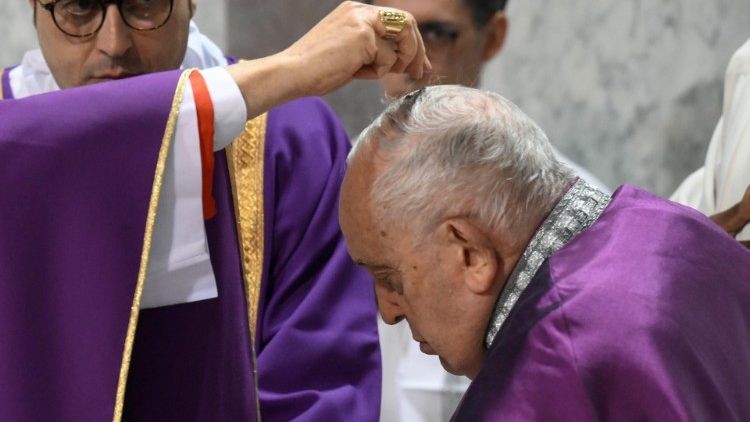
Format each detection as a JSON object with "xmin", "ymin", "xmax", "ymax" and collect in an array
[{"xmin": 340, "ymin": 85, "xmax": 750, "ymax": 421}]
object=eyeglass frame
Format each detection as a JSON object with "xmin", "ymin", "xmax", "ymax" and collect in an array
[{"xmin": 36, "ymin": 0, "xmax": 175, "ymax": 38}]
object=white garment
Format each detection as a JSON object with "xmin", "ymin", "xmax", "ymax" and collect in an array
[
  {"xmin": 8, "ymin": 22, "xmax": 247, "ymax": 308},
  {"xmin": 672, "ymin": 38, "xmax": 750, "ymax": 242}
]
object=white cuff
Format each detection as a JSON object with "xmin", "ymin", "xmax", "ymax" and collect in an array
[{"xmin": 200, "ymin": 66, "xmax": 248, "ymax": 150}]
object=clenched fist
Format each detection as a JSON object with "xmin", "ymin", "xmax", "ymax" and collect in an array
[{"xmin": 228, "ymin": 1, "xmax": 430, "ymax": 119}]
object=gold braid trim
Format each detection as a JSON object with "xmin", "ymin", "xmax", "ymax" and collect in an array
[
  {"xmin": 226, "ymin": 114, "xmax": 267, "ymax": 422},
  {"xmin": 112, "ymin": 69, "xmax": 195, "ymax": 422}
]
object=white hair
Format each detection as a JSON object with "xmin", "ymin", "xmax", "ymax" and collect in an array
[{"xmin": 349, "ymin": 85, "xmax": 575, "ymax": 240}]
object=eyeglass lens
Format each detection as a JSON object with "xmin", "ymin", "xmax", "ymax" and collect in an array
[{"xmin": 52, "ymin": 0, "xmax": 171, "ymax": 37}]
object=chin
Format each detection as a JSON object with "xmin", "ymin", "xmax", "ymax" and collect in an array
[{"xmin": 438, "ymin": 356, "xmax": 464, "ymax": 377}]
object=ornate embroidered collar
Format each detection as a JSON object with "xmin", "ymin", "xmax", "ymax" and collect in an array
[{"xmin": 484, "ymin": 179, "xmax": 612, "ymax": 348}]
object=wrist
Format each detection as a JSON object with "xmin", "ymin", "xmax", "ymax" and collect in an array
[{"xmin": 227, "ymin": 54, "xmax": 304, "ymax": 119}]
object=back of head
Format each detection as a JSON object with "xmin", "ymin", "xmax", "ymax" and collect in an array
[{"xmin": 349, "ymin": 85, "xmax": 574, "ymax": 243}]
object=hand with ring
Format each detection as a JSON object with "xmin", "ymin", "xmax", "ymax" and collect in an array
[
  {"xmin": 227, "ymin": 1, "xmax": 430, "ymax": 118},
  {"xmin": 276, "ymin": 1, "xmax": 429, "ymax": 93}
]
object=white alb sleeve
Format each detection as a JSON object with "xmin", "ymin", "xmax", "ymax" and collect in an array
[{"xmin": 141, "ymin": 68, "xmax": 247, "ymax": 309}]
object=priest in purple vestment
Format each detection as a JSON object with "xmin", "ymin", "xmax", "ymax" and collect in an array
[
  {"xmin": 0, "ymin": 1, "xmax": 431, "ymax": 420},
  {"xmin": 340, "ymin": 85, "xmax": 750, "ymax": 421}
]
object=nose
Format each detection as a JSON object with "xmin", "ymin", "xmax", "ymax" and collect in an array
[
  {"xmin": 375, "ymin": 286, "xmax": 405, "ymax": 325},
  {"xmin": 95, "ymin": 4, "xmax": 133, "ymax": 59}
]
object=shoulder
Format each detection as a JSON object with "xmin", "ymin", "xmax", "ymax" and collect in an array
[
  {"xmin": 585, "ymin": 185, "xmax": 722, "ymax": 243},
  {"xmin": 547, "ymin": 183, "xmax": 750, "ymax": 349}
]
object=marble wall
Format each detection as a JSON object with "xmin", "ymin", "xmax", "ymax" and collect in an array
[
  {"xmin": 3, "ymin": 0, "xmax": 750, "ymax": 196},
  {"xmin": 0, "ymin": 2, "xmax": 36, "ymax": 68},
  {"xmin": 487, "ymin": 0, "xmax": 750, "ymax": 194}
]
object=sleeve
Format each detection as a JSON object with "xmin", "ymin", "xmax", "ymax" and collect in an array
[
  {"xmin": 143, "ymin": 67, "xmax": 246, "ymax": 308},
  {"xmin": 671, "ymin": 42, "xmax": 750, "ymax": 231},
  {"xmin": 0, "ymin": 70, "xmax": 190, "ymax": 420},
  {"xmin": 255, "ymin": 98, "xmax": 381, "ymax": 421},
  {"xmin": 713, "ymin": 71, "xmax": 750, "ymax": 241}
]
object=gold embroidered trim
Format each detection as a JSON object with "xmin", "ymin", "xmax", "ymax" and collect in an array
[
  {"xmin": 112, "ymin": 69, "xmax": 195, "ymax": 422},
  {"xmin": 226, "ymin": 114, "xmax": 267, "ymax": 422},
  {"xmin": 0, "ymin": 68, "xmax": 6, "ymax": 100}
]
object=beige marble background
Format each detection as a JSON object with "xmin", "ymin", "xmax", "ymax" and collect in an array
[{"xmin": 3, "ymin": 0, "xmax": 750, "ymax": 196}]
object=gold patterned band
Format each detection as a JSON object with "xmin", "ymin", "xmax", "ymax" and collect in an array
[{"xmin": 379, "ymin": 10, "xmax": 407, "ymax": 40}]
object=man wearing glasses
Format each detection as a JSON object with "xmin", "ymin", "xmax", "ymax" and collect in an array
[{"xmin": 0, "ymin": 1, "xmax": 429, "ymax": 420}]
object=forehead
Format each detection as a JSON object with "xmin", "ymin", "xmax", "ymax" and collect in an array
[
  {"xmin": 340, "ymin": 153, "xmax": 402, "ymax": 266},
  {"xmin": 374, "ymin": 0, "xmax": 474, "ymax": 25}
]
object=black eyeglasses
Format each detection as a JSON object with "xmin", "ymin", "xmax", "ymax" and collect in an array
[{"xmin": 37, "ymin": 0, "xmax": 174, "ymax": 38}]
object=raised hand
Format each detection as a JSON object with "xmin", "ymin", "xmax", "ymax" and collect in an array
[{"xmin": 228, "ymin": 1, "xmax": 430, "ymax": 119}]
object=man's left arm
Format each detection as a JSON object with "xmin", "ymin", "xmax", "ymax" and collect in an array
[{"xmin": 255, "ymin": 98, "xmax": 380, "ymax": 421}]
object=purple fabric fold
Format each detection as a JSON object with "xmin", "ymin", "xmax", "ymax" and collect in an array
[
  {"xmin": 454, "ymin": 186, "xmax": 750, "ymax": 421},
  {"xmin": 258, "ymin": 97, "xmax": 381, "ymax": 421},
  {"xmin": 1, "ymin": 62, "xmax": 380, "ymax": 420},
  {"xmin": 124, "ymin": 97, "xmax": 381, "ymax": 421},
  {"xmin": 0, "ymin": 70, "xmax": 182, "ymax": 421}
]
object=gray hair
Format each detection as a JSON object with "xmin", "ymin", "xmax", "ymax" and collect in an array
[{"xmin": 349, "ymin": 85, "xmax": 575, "ymax": 240}]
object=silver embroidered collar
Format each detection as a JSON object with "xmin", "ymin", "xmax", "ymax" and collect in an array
[{"xmin": 484, "ymin": 179, "xmax": 612, "ymax": 348}]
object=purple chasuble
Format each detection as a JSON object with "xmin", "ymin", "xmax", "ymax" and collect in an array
[
  {"xmin": 2, "ymin": 64, "xmax": 379, "ymax": 421},
  {"xmin": 454, "ymin": 182, "xmax": 750, "ymax": 421},
  {"xmin": 0, "ymin": 70, "xmax": 185, "ymax": 420},
  {"xmin": 124, "ymin": 98, "xmax": 381, "ymax": 421}
]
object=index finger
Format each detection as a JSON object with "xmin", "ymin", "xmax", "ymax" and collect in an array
[{"xmin": 401, "ymin": 17, "xmax": 430, "ymax": 79}]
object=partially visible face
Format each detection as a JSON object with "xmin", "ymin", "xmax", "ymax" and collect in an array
[
  {"xmin": 30, "ymin": 0, "xmax": 194, "ymax": 88},
  {"xmin": 340, "ymin": 151, "xmax": 489, "ymax": 377},
  {"xmin": 375, "ymin": 0, "xmax": 491, "ymax": 97}
]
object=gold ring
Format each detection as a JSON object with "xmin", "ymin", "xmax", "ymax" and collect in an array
[{"xmin": 379, "ymin": 10, "xmax": 407, "ymax": 40}]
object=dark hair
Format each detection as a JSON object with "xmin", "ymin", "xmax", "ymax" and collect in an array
[
  {"xmin": 470, "ymin": 0, "xmax": 508, "ymax": 27},
  {"xmin": 362, "ymin": 0, "xmax": 508, "ymax": 28}
]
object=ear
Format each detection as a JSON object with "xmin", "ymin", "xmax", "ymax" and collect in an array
[
  {"xmin": 439, "ymin": 218, "xmax": 498, "ymax": 295},
  {"xmin": 190, "ymin": 0, "xmax": 198, "ymax": 18},
  {"xmin": 480, "ymin": 12, "xmax": 508, "ymax": 63}
]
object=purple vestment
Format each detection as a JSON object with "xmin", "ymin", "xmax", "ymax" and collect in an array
[
  {"xmin": 1, "ymin": 69, "xmax": 380, "ymax": 421},
  {"xmin": 0, "ymin": 70, "xmax": 184, "ymax": 420},
  {"xmin": 453, "ymin": 184, "xmax": 750, "ymax": 421}
]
